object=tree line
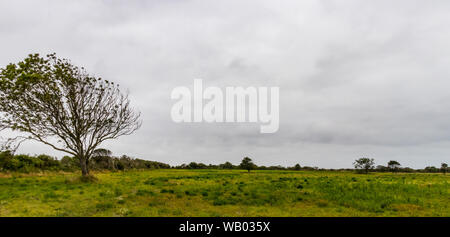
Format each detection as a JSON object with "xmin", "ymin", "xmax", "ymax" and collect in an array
[
  {"xmin": 178, "ymin": 157, "xmax": 448, "ymax": 174},
  {"xmin": 352, "ymin": 157, "xmax": 448, "ymax": 174},
  {"xmin": 0, "ymin": 152, "xmax": 447, "ymax": 174},
  {"xmin": 0, "ymin": 150, "xmax": 169, "ymax": 173}
]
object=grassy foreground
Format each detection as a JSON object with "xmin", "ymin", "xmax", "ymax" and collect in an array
[{"xmin": 0, "ymin": 169, "xmax": 448, "ymax": 217}]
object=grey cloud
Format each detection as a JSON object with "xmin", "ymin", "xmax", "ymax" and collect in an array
[{"xmin": 1, "ymin": 0, "xmax": 450, "ymax": 168}]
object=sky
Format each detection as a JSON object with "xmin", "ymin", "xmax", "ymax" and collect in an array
[{"xmin": 1, "ymin": 0, "xmax": 450, "ymax": 168}]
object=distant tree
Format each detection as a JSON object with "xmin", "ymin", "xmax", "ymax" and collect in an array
[
  {"xmin": 92, "ymin": 148, "xmax": 112, "ymax": 158},
  {"xmin": 0, "ymin": 54, "xmax": 141, "ymax": 177},
  {"xmin": 269, "ymin": 165, "xmax": 285, "ymax": 170},
  {"xmin": 219, "ymin": 162, "xmax": 234, "ymax": 169},
  {"xmin": 90, "ymin": 148, "xmax": 114, "ymax": 170},
  {"xmin": 186, "ymin": 162, "xmax": 197, "ymax": 169},
  {"xmin": 207, "ymin": 164, "xmax": 218, "ymax": 169},
  {"xmin": 387, "ymin": 160, "xmax": 401, "ymax": 172},
  {"xmin": 424, "ymin": 166, "xmax": 439, "ymax": 173},
  {"xmin": 240, "ymin": 157, "xmax": 256, "ymax": 172},
  {"xmin": 294, "ymin": 164, "xmax": 301, "ymax": 171},
  {"xmin": 353, "ymin": 158, "xmax": 375, "ymax": 174},
  {"xmin": 116, "ymin": 160, "xmax": 125, "ymax": 170},
  {"xmin": 186, "ymin": 162, "xmax": 207, "ymax": 169},
  {"xmin": 60, "ymin": 156, "xmax": 78, "ymax": 170},
  {"xmin": 442, "ymin": 163, "xmax": 448, "ymax": 174},
  {"xmin": 376, "ymin": 165, "xmax": 388, "ymax": 172},
  {"xmin": 301, "ymin": 166, "xmax": 316, "ymax": 171}
]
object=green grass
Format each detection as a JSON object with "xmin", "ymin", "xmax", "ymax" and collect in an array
[{"xmin": 0, "ymin": 169, "xmax": 448, "ymax": 216}]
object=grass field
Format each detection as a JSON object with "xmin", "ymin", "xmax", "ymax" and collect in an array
[{"xmin": 0, "ymin": 169, "xmax": 448, "ymax": 217}]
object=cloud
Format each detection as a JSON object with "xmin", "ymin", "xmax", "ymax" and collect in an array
[{"xmin": 1, "ymin": 0, "xmax": 450, "ymax": 168}]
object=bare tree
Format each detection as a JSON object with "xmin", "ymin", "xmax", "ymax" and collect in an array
[{"xmin": 0, "ymin": 53, "xmax": 141, "ymax": 176}]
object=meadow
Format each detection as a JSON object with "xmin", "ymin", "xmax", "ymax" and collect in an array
[{"xmin": 0, "ymin": 169, "xmax": 448, "ymax": 217}]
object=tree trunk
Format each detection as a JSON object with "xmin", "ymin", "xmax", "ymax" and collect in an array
[{"xmin": 79, "ymin": 155, "xmax": 89, "ymax": 176}]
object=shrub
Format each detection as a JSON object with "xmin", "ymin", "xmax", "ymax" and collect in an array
[{"xmin": 0, "ymin": 152, "xmax": 60, "ymax": 172}]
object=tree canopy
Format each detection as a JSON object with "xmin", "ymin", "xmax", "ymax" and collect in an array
[
  {"xmin": 387, "ymin": 160, "xmax": 401, "ymax": 172},
  {"xmin": 353, "ymin": 158, "xmax": 375, "ymax": 174},
  {"xmin": 240, "ymin": 157, "xmax": 256, "ymax": 172}
]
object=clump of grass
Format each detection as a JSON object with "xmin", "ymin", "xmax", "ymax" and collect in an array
[
  {"xmin": 316, "ymin": 200, "xmax": 329, "ymax": 207},
  {"xmin": 184, "ymin": 190, "xmax": 196, "ymax": 196},
  {"xmin": 136, "ymin": 189, "xmax": 155, "ymax": 196},
  {"xmin": 79, "ymin": 175, "xmax": 98, "ymax": 183},
  {"xmin": 43, "ymin": 192, "xmax": 59, "ymax": 199},
  {"xmin": 96, "ymin": 202, "xmax": 114, "ymax": 211},
  {"xmin": 114, "ymin": 189, "xmax": 123, "ymax": 196},
  {"xmin": 65, "ymin": 175, "xmax": 98, "ymax": 184}
]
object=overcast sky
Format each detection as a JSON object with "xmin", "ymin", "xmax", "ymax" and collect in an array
[{"xmin": 1, "ymin": 0, "xmax": 450, "ymax": 168}]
